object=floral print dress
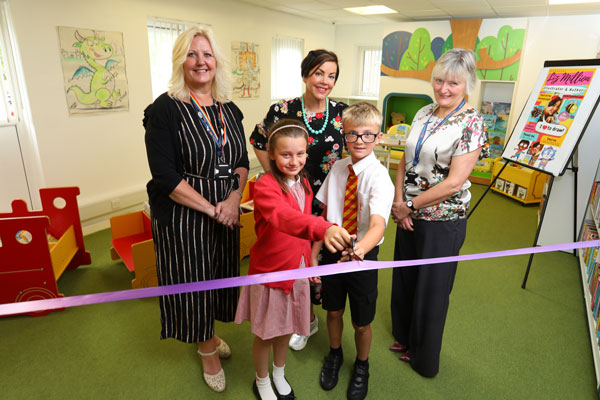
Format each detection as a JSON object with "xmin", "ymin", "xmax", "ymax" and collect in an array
[
  {"xmin": 403, "ymin": 103, "xmax": 489, "ymax": 221},
  {"xmin": 250, "ymin": 97, "xmax": 347, "ymax": 214}
]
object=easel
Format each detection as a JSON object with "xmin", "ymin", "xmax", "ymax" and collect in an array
[
  {"xmin": 469, "ymin": 58, "xmax": 600, "ymax": 289},
  {"xmin": 521, "ymin": 155, "xmax": 579, "ymax": 289},
  {"xmin": 469, "ymin": 145, "xmax": 580, "ymax": 289}
]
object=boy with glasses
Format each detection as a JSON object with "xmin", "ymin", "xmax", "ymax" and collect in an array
[{"xmin": 310, "ymin": 102, "xmax": 394, "ymax": 400}]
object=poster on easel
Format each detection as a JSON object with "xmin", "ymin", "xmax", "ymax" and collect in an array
[{"xmin": 502, "ymin": 59, "xmax": 600, "ymax": 176}]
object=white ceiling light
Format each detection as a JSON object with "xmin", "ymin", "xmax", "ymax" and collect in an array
[{"xmin": 344, "ymin": 5, "xmax": 398, "ymax": 15}]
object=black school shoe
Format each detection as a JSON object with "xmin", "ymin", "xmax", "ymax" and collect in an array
[
  {"xmin": 252, "ymin": 381, "xmax": 261, "ymax": 399},
  {"xmin": 273, "ymin": 377, "xmax": 296, "ymax": 399},
  {"xmin": 347, "ymin": 360, "xmax": 369, "ymax": 400},
  {"xmin": 320, "ymin": 349, "xmax": 344, "ymax": 390}
]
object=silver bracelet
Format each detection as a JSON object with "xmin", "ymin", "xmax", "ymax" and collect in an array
[{"xmin": 232, "ymin": 189, "xmax": 243, "ymax": 198}]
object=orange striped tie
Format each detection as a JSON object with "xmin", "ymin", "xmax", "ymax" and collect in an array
[{"xmin": 342, "ymin": 165, "xmax": 358, "ymax": 235}]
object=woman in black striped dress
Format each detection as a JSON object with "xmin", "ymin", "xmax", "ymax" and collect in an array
[{"xmin": 144, "ymin": 26, "xmax": 249, "ymax": 393}]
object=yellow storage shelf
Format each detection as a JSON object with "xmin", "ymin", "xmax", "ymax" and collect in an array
[{"xmin": 491, "ymin": 158, "xmax": 546, "ymax": 204}]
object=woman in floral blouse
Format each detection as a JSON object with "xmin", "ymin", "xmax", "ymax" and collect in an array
[
  {"xmin": 389, "ymin": 48, "xmax": 489, "ymax": 378},
  {"xmin": 250, "ymin": 49, "xmax": 347, "ymax": 353}
]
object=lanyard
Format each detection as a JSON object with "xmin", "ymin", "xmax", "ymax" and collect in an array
[
  {"xmin": 189, "ymin": 92, "xmax": 227, "ymax": 157},
  {"xmin": 413, "ymin": 98, "xmax": 466, "ymax": 167}
]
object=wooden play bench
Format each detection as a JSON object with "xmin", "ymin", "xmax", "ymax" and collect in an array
[
  {"xmin": 110, "ymin": 178, "xmax": 257, "ymax": 289},
  {"xmin": 0, "ymin": 187, "xmax": 91, "ymax": 317}
]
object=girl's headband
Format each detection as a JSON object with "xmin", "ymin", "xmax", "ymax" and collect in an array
[{"xmin": 268, "ymin": 124, "xmax": 309, "ymax": 145}]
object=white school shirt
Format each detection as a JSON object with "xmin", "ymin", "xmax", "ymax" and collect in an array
[{"xmin": 316, "ymin": 152, "xmax": 394, "ymax": 245}]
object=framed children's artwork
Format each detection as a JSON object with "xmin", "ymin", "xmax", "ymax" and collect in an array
[
  {"xmin": 502, "ymin": 59, "xmax": 600, "ymax": 176},
  {"xmin": 231, "ymin": 41, "xmax": 260, "ymax": 98},
  {"xmin": 58, "ymin": 26, "xmax": 129, "ymax": 114}
]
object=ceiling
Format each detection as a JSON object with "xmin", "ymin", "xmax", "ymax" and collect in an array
[{"xmin": 238, "ymin": 0, "xmax": 600, "ymax": 24}]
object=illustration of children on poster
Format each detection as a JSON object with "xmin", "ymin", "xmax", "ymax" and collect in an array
[{"xmin": 508, "ymin": 68, "xmax": 593, "ymax": 170}]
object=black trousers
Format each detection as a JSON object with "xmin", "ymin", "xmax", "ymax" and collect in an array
[{"xmin": 391, "ymin": 218, "xmax": 467, "ymax": 377}]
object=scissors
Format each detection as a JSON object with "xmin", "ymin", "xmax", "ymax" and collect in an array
[{"xmin": 348, "ymin": 237, "xmax": 364, "ymax": 262}]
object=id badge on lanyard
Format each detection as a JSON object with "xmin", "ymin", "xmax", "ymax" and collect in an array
[
  {"xmin": 189, "ymin": 92, "xmax": 232, "ymax": 179},
  {"xmin": 413, "ymin": 98, "xmax": 465, "ymax": 167}
]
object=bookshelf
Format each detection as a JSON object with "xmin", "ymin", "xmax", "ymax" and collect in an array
[
  {"xmin": 578, "ymin": 158, "xmax": 600, "ymax": 394},
  {"xmin": 470, "ymin": 81, "xmax": 515, "ymax": 185}
]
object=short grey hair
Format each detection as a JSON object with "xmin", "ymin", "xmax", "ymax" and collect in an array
[{"xmin": 431, "ymin": 48, "xmax": 478, "ymax": 95}]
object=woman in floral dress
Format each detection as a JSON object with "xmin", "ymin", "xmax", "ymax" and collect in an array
[{"xmin": 250, "ymin": 49, "xmax": 346, "ymax": 215}]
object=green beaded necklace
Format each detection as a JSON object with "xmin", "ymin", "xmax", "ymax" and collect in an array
[{"xmin": 301, "ymin": 94, "xmax": 329, "ymax": 135}]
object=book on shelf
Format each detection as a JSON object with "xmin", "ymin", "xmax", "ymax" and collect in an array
[
  {"xmin": 592, "ymin": 276, "xmax": 600, "ymax": 313},
  {"xmin": 582, "ymin": 220, "xmax": 599, "ymax": 239},
  {"xmin": 586, "ymin": 247, "xmax": 598, "ymax": 277},
  {"xmin": 581, "ymin": 220, "xmax": 598, "ymax": 275},
  {"xmin": 516, "ymin": 186, "xmax": 527, "ymax": 200},
  {"xmin": 595, "ymin": 187, "xmax": 600, "ymax": 224},
  {"xmin": 588, "ymin": 249, "xmax": 600, "ymax": 284},
  {"xmin": 591, "ymin": 262, "xmax": 600, "ymax": 293},
  {"xmin": 591, "ymin": 181, "xmax": 600, "ymax": 220},
  {"xmin": 481, "ymin": 101, "xmax": 511, "ymax": 161},
  {"xmin": 594, "ymin": 280, "xmax": 600, "ymax": 318},
  {"xmin": 494, "ymin": 178, "xmax": 505, "ymax": 191},
  {"xmin": 589, "ymin": 255, "xmax": 600, "ymax": 286}
]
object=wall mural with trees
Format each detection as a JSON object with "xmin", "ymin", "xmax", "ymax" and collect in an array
[{"xmin": 381, "ymin": 19, "xmax": 526, "ymax": 82}]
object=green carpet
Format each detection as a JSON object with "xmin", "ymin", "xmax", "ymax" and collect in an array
[{"xmin": 0, "ymin": 182, "xmax": 597, "ymax": 399}]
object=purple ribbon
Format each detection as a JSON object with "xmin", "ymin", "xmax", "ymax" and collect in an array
[{"xmin": 1, "ymin": 239, "xmax": 598, "ymax": 317}]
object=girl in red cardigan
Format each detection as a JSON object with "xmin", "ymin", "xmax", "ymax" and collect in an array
[{"xmin": 235, "ymin": 119, "xmax": 351, "ymax": 400}]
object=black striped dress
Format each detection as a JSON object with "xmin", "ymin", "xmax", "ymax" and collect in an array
[{"xmin": 144, "ymin": 93, "xmax": 249, "ymax": 343}]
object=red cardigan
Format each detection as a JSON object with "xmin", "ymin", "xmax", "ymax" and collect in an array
[{"xmin": 249, "ymin": 173, "xmax": 333, "ymax": 293}]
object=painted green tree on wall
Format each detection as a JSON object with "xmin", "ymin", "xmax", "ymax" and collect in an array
[
  {"xmin": 476, "ymin": 25, "xmax": 524, "ymax": 80},
  {"xmin": 381, "ymin": 21, "xmax": 524, "ymax": 82},
  {"xmin": 399, "ymin": 28, "xmax": 435, "ymax": 71},
  {"xmin": 382, "ymin": 31, "xmax": 411, "ymax": 70},
  {"xmin": 442, "ymin": 34, "xmax": 453, "ymax": 54}
]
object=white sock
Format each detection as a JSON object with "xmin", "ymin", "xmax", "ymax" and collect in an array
[
  {"xmin": 272, "ymin": 363, "xmax": 292, "ymax": 395},
  {"xmin": 256, "ymin": 374, "xmax": 277, "ymax": 400}
]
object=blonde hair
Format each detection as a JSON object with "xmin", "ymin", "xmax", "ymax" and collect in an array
[
  {"xmin": 167, "ymin": 26, "xmax": 232, "ymax": 103},
  {"xmin": 431, "ymin": 48, "xmax": 478, "ymax": 95},
  {"xmin": 342, "ymin": 101, "xmax": 382, "ymax": 129}
]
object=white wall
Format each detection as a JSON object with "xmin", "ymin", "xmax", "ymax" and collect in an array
[
  {"xmin": 7, "ymin": 0, "xmax": 335, "ymax": 230},
  {"xmin": 334, "ymin": 24, "xmax": 384, "ymax": 98}
]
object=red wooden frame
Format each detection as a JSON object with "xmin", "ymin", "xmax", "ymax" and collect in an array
[{"xmin": 0, "ymin": 187, "xmax": 91, "ymax": 316}]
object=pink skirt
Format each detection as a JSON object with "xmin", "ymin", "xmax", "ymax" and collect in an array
[{"xmin": 235, "ymin": 264, "xmax": 310, "ymax": 340}]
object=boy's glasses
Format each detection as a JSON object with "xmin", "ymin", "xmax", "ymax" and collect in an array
[{"xmin": 344, "ymin": 132, "xmax": 377, "ymax": 143}]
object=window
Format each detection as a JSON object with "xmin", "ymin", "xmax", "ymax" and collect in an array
[
  {"xmin": 271, "ymin": 36, "xmax": 303, "ymax": 101},
  {"xmin": 0, "ymin": 4, "xmax": 17, "ymax": 125},
  {"xmin": 358, "ymin": 46, "xmax": 382, "ymax": 97},
  {"xmin": 146, "ymin": 18, "xmax": 208, "ymax": 100}
]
